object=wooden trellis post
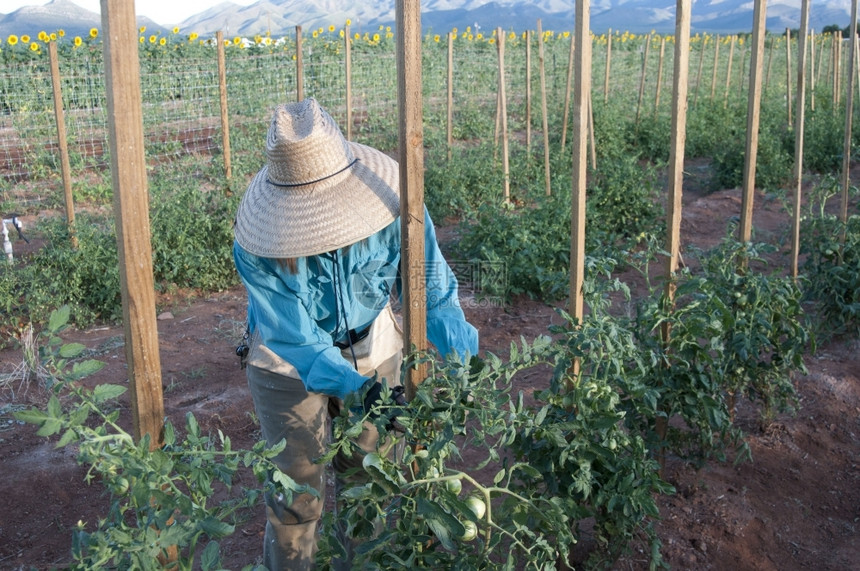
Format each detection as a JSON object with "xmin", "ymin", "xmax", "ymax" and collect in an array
[
  {"xmin": 739, "ymin": 0, "xmax": 768, "ymax": 247},
  {"xmin": 345, "ymin": 23, "xmax": 352, "ymax": 140},
  {"xmin": 216, "ymin": 31, "xmax": 232, "ymax": 184},
  {"xmin": 561, "ymin": 32, "xmax": 575, "ymax": 151},
  {"xmin": 694, "ymin": 34, "xmax": 706, "ymax": 105},
  {"xmin": 296, "ymin": 25, "xmax": 304, "ymax": 102},
  {"xmin": 841, "ymin": 0, "xmax": 858, "ymax": 238},
  {"xmin": 604, "ymin": 28, "xmax": 612, "ymax": 103},
  {"xmin": 659, "ymin": 0, "xmax": 692, "ymax": 475},
  {"xmin": 636, "ymin": 33, "xmax": 651, "ymax": 122},
  {"xmin": 497, "ymin": 28, "xmax": 510, "ymax": 203},
  {"xmin": 786, "ymin": 28, "xmax": 793, "ymax": 126},
  {"xmin": 569, "ymin": 0, "xmax": 591, "ymax": 381},
  {"xmin": 100, "ymin": 0, "xmax": 164, "ymax": 445},
  {"xmin": 791, "ymin": 0, "xmax": 811, "ymax": 280},
  {"xmin": 396, "ymin": 0, "xmax": 427, "ymax": 400},
  {"xmin": 537, "ymin": 19, "xmax": 551, "ymax": 196},
  {"xmin": 48, "ymin": 41, "xmax": 77, "ymax": 249},
  {"xmin": 810, "ymin": 29, "xmax": 816, "ymax": 111},
  {"xmin": 526, "ymin": 30, "xmax": 532, "ymax": 152},
  {"xmin": 711, "ymin": 35, "xmax": 721, "ymax": 100},
  {"xmin": 655, "ymin": 36, "xmax": 666, "ymax": 112},
  {"xmin": 723, "ymin": 35, "xmax": 735, "ymax": 108},
  {"xmin": 447, "ymin": 32, "xmax": 454, "ymax": 161}
]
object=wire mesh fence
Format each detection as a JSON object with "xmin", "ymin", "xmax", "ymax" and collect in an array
[{"xmin": 0, "ymin": 25, "xmax": 845, "ymax": 214}]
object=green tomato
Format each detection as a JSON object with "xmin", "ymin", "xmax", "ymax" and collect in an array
[
  {"xmin": 465, "ymin": 495, "xmax": 486, "ymax": 519},
  {"xmin": 445, "ymin": 478, "xmax": 462, "ymax": 495},
  {"xmin": 460, "ymin": 520, "xmax": 478, "ymax": 541}
]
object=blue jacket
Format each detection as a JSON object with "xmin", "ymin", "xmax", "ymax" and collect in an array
[{"xmin": 233, "ymin": 207, "xmax": 479, "ymax": 400}]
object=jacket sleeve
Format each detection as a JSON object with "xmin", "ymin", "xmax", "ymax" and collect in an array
[
  {"xmin": 422, "ymin": 208, "xmax": 480, "ymax": 362},
  {"xmin": 233, "ymin": 242, "xmax": 369, "ymax": 400}
]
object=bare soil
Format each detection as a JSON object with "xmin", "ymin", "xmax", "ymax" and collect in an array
[{"xmin": 1, "ymin": 178, "xmax": 858, "ymax": 570}]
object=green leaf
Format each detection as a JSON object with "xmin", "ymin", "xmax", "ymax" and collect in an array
[
  {"xmin": 93, "ymin": 383, "xmax": 127, "ymax": 404},
  {"xmin": 200, "ymin": 541, "xmax": 221, "ymax": 570},
  {"xmin": 199, "ymin": 517, "xmax": 235, "ymax": 539},
  {"xmin": 59, "ymin": 343, "xmax": 86, "ymax": 358},
  {"xmin": 416, "ymin": 496, "xmax": 464, "ymax": 551},
  {"xmin": 187, "ymin": 413, "xmax": 200, "ymax": 438},
  {"xmin": 70, "ymin": 359, "xmax": 106, "ymax": 380},
  {"xmin": 13, "ymin": 408, "xmax": 49, "ymax": 425},
  {"xmin": 48, "ymin": 305, "xmax": 71, "ymax": 333},
  {"xmin": 36, "ymin": 417, "xmax": 63, "ymax": 437}
]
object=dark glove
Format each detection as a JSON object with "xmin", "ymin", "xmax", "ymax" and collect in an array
[{"xmin": 362, "ymin": 381, "xmax": 408, "ymax": 430}]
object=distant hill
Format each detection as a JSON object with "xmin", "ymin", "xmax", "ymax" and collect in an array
[{"xmin": 1, "ymin": 0, "xmax": 855, "ymax": 41}]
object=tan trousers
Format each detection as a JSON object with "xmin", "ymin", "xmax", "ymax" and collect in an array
[{"xmin": 245, "ymin": 305, "xmax": 403, "ymax": 570}]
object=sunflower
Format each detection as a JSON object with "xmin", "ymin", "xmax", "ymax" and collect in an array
[
  {"xmin": 21, "ymin": 34, "xmax": 30, "ymax": 43},
  {"xmin": 58, "ymin": 29, "xmax": 65, "ymax": 37},
  {"xmin": 89, "ymin": 28, "xmax": 98, "ymax": 38},
  {"xmin": 328, "ymin": 25, "xmax": 335, "ymax": 33},
  {"xmin": 74, "ymin": 36, "xmax": 82, "ymax": 47},
  {"xmin": 172, "ymin": 27, "xmax": 180, "ymax": 34},
  {"xmin": 189, "ymin": 32, "xmax": 198, "ymax": 42},
  {"xmin": 159, "ymin": 37, "xmax": 166, "ymax": 46},
  {"xmin": 38, "ymin": 31, "xmax": 48, "ymax": 42},
  {"xmin": 346, "ymin": 19, "xmax": 351, "ymax": 26},
  {"xmin": 139, "ymin": 26, "xmax": 146, "ymax": 34},
  {"xmin": 8, "ymin": 35, "xmax": 18, "ymax": 46},
  {"xmin": 50, "ymin": 33, "xmax": 57, "ymax": 41},
  {"xmin": 149, "ymin": 35, "xmax": 157, "ymax": 44},
  {"xmin": 29, "ymin": 42, "xmax": 39, "ymax": 52}
]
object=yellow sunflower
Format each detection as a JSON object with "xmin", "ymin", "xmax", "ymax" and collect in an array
[
  {"xmin": 89, "ymin": 28, "xmax": 98, "ymax": 38},
  {"xmin": 159, "ymin": 37, "xmax": 166, "ymax": 46},
  {"xmin": 7, "ymin": 35, "xmax": 18, "ymax": 46},
  {"xmin": 73, "ymin": 36, "xmax": 82, "ymax": 47}
]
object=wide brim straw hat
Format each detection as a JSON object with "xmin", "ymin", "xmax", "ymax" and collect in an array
[{"xmin": 234, "ymin": 98, "xmax": 400, "ymax": 258}]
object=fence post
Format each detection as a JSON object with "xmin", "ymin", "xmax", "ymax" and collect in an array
[
  {"xmin": 636, "ymin": 33, "xmax": 651, "ymax": 121},
  {"xmin": 786, "ymin": 28, "xmax": 793, "ymax": 126},
  {"xmin": 604, "ymin": 28, "xmax": 612, "ymax": 103},
  {"xmin": 659, "ymin": 0, "xmax": 692, "ymax": 476},
  {"xmin": 537, "ymin": 19, "xmax": 551, "ymax": 196},
  {"xmin": 526, "ymin": 29, "xmax": 532, "ymax": 152},
  {"xmin": 345, "ymin": 23, "xmax": 352, "ymax": 140},
  {"xmin": 810, "ymin": 29, "xmax": 816, "ymax": 111},
  {"xmin": 396, "ymin": 0, "xmax": 427, "ymax": 401},
  {"xmin": 723, "ymin": 35, "xmax": 735, "ymax": 108},
  {"xmin": 655, "ymin": 36, "xmax": 666, "ymax": 112},
  {"xmin": 569, "ymin": 0, "xmax": 591, "ymax": 381},
  {"xmin": 100, "ymin": 0, "xmax": 164, "ymax": 446},
  {"xmin": 48, "ymin": 41, "xmax": 77, "ymax": 249},
  {"xmin": 447, "ymin": 32, "xmax": 454, "ymax": 161},
  {"xmin": 561, "ymin": 32, "xmax": 575, "ymax": 151},
  {"xmin": 792, "ymin": 0, "xmax": 811, "ymax": 279},
  {"xmin": 711, "ymin": 35, "xmax": 721, "ymax": 100},
  {"xmin": 296, "ymin": 25, "xmax": 304, "ymax": 101},
  {"xmin": 841, "ymin": 0, "xmax": 858, "ymax": 236},
  {"xmin": 739, "ymin": 0, "xmax": 768, "ymax": 248},
  {"xmin": 497, "ymin": 28, "xmax": 511, "ymax": 203},
  {"xmin": 694, "ymin": 34, "xmax": 706, "ymax": 105},
  {"xmin": 216, "ymin": 31, "xmax": 232, "ymax": 184}
]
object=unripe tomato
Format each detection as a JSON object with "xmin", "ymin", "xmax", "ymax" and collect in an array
[
  {"xmin": 446, "ymin": 477, "xmax": 462, "ymax": 495},
  {"xmin": 460, "ymin": 520, "xmax": 478, "ymax": 541},
  {"xmin": 465, "ymin": 495, "xmax": 486, "ymax": 519}
]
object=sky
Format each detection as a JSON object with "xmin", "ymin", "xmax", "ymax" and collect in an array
[{"xmin": 3, "ymin": 0, "xmax": 258, "ymax": 26}]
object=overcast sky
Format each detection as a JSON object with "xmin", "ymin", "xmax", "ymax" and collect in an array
[{"xmin": 3, "ymin": 0, "xmax": 258, "ymax": 26}]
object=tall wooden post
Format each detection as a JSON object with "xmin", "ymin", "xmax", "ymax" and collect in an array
[
  {"xmin": 636, "ymin": 34, "xmax": 651, "ymax": 122},
  {"xmin": 345, "ymin": 24, "xmax": 352, "ymax": 140},
  {"xmin": 739, "ymin": 0, "xmax": 768, "ymax": 246},
  {"xmin": 100, "ymin": 0, "xmax": 164, "ymax": 445},
  {"xmin": 537, "ymin": 20, "xmax": 551, "ymax": 196},
  {"xmin": 526, "ymin": 30, "xmax": 532, "ymax": 152},
  {"xmin": 497, "ymin": 28, "xmax": 510, "ymax": 203},
  {"xmin": 841, "ymin": 0, "xmax": 858, "ymax": 234},
  {"xmin": 296, "ymin": 25, "xmax": 304, "ymax": 101},
  {"xmin": 786, "ymin": 28, "xmax": 793, "ymax": 126},
  {"xmin": 791, "ymin": 0, "xmax": 811, "ymax": 279},
  {"xmin": 711, "ymin": 35, "xmax": 721, "ymax": 100},
  {"xmin": 723, "ymin": 35, "xmax": 735, "ymax": 108},
  {"xmin": 810, "ymin": 29, "xmax": 816, "ymax": 111},
  {"xmin": 48, "ymin": 41, "xmax": 77, "ymax": 249},
  {"xmin": 570, "ymin": 0, "xmax": 592, "ymax": 347},
  {"xmin": 396, "ymin": 0, "xmax": 427, "ymax": 400},
  {"xmin": 561, "ymin": 32, "xmax": 575, "ymax": 151},
  {"xmin": 694, "ymin": 34, "xmax": 706, "ymax": 105},
  {"xmin": 216, "ymin": 31, "xmax": 232, "ymax": 183},
  {"xmin": 604, "ymin": 28, "xmax": 612, "ymax": 103},
  {"xmin": 655, "ymin": 36, "xmax": 666, "ymax": 112},
  {"xmin": 447, "ymin": 32, "xmax": 454, "ymax": 161}
]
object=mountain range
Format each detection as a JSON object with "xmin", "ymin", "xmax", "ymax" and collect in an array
[{"xmin": 1, "ymin": 0, "xmax": 855, "ymax": 42}]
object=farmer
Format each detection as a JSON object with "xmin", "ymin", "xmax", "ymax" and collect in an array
[{"xmin": 232, "ymin": 97, "xmax": 479, "ymax": 570}]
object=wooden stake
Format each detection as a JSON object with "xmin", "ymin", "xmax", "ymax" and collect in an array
[
  {"xmin": 841, "ymin": 0, "xmax": 858, "ymax": 236},
  {"xmin": 636, "ymin": 33, "xmax": 651, "ymax": 122},
  {"xmin": 497, "ymin": 28, "xmax": 510, "ymax": 204},
  {"xmin": 48, "ymin": 41, "xmax": 77, "ymax": 248},
  {"xmin": 604, "ymin": 28, "xmax": 612, "ymax": 104},
  {"xmin": 537, "ymin": 20, "xmax": 551, "ymax": 196},
  {"xmin": 791, "ymin": 0, "xmax": 811, "ymax": 280},
  {"xmin": 100, "ymin": 0, "xmax": 164, "ymax": 445},
  {"xmin": 216, "ymin": 31, "xmax": 232, "ymax": 184},
  {"xmin": 655, "ymin": 36, "xmax": 666, "ymax": 112},
  {"xmin": 447, "ymin": 32, "xmax": 454, "ymax": 161},
  {"xmin": 711, "ymin": 35, "xmax": 721, "ymax": 100},
  {"xmin": 345, "ymin": 24, "xmax": 352, "ymax": 140},
  {"xmin": 739, "ymin": 0, "xmax": 768, "ymax": 246},
  {"xmin": 724, "ymin": 35, "xmax": 735, "ymax": 108},
  {"xmin": 296, "ymin": 25, "xmax": 303, "ymax": 101},
  {"xmin": 396, "ymin": 0, "xmax": 427, "ymax": 400},
  {"xmin": 810, "ymin": 29, "xmax": 816, "ymax": 111},
  {"xmin": 786, "ymin": 28, "xmax": 793, "ymax": 126},
  {"xmin": 561, "ymin": 32, "xmax": 575, "ymax": 151},
  {"xmin": 694, "ymin": 34, "xmax": 706, "ymax": 105},
  {"xmin": 570, "ymin": 0, "xmax": 591, "ymax": 381},
  {"xmin": 526, "ymin": 30, "xmax": 532, "ymax": 152}
]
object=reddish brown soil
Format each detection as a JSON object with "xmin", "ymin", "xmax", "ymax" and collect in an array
[{"xmin": 1, "ymin": 181, "xmax": 858, "ymax": 570}]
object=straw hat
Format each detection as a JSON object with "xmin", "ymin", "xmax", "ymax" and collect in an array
[{"xmin": 234, "ymin": 98, "xmax": 400, "ymax": 258}]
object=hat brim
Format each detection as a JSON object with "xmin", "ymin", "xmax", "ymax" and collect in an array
[{"xmin": 234, "ymin": 142, "xmax": 400, "ymax": 258}]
